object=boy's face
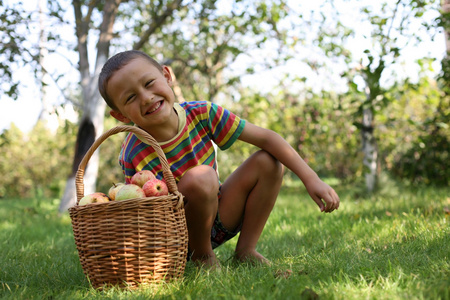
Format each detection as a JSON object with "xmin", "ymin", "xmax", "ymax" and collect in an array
[{"xmin": 107, "ymin": 57, "xmax": 176, "ymax": 132}]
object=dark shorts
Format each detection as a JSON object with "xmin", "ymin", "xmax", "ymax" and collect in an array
[{"xmin": 187, "ymin": 186, "xmax": 242, "ymax": 259}]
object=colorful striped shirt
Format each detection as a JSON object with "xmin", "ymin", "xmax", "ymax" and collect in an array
[{"xmin": 119, "ymin": 101, "xmax": 246, "ymax": 183}]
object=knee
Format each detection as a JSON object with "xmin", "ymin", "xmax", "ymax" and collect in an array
[
  {"xmin": 178, "ymin": 165, "xmax": 219, "ymax": 202},
  {"xmin": 252, "ymin": 150, "xmax": 284, "ymax": 179}
]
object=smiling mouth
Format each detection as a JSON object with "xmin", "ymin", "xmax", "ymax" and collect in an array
[{"xmin": 146, "ymin": 101, "xmax": 163, "ymax": 115}]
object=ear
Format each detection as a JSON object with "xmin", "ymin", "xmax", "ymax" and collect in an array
[
  {"xmin": 110, "ymin": 110, "xmax": 131, "ymax": 123},
  {"xmin": 162, "ymin": 65, "xmax": 173, "ymax": 87}
]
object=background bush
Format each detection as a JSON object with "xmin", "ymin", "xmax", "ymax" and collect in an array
[
  {"xmin": 0, "ymin": 72, "xmax": 447, "ymax": 200},
  {"xmin": 0, "ymin": 121, "xmax": 76, "ymax": 199}
]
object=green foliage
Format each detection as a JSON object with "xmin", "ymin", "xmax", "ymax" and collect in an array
[
  {"xmin": 0, "ymin": 121, "xmax": 76, "ymax": 199},
  {"xmin": 1, "ymin": 0, "xmax": 447, "ymax": 198},
  {"xmin": 393, "ymin": 124, "xmax": 449, "ymax": 185},
  {"xmin": 387, "ymin": 58, "xmax": 450, "ymax": 186},
  {"xmin": 0, "ymin": 1, "xmax": 34, "ymax": 99},
  {"xmin": 312, "ymin": 0, "xmax": 443, "ymax": 191},
  {"xmin": 141, "ymin": 0, "xmax": 292, "ymax": 102},
  {"xmin": 0, "ymin": 185, "xmax": 448, "ymax": 299}
]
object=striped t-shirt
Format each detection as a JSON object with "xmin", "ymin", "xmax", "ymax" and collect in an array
[{"xmin": 119, "ymin": 101, "xmax": 246, "ymax": 183}]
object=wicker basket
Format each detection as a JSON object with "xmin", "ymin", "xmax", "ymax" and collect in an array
[{"xmin": 69, "ymin": 125, "xmax": 188, "ymax": 289}]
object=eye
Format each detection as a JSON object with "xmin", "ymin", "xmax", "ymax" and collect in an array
[
  {"xmin": 145, "ymin": 80, "xmax": 154, "ymax": 87},
  {"xmin": 125, "ymin": 94, "xmax": 135, "ymax": 103}
]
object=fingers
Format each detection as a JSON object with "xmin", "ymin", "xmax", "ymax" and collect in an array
[
  {"xmin": 313, "ymin": 196, "xmax": 325, "ymax": 212},
  {"xmin": 307, "ymin": 182, "xmax": 341, "ymax": 213},
  {"xmin": 324, "ymin": 190, "xmax": 340, "ymax": 213},
  {"xmin": 317, "ymin": 190, "xmax": 340, "ymax": 213}
]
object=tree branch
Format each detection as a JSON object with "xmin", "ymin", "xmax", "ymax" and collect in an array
[
  {"xmin": 72, "ymin": 0, "xmax": 90, "ymax": 91},
  {"xmin": 133, "ymin": 0, "xmax": 184, "ymax": 50}
]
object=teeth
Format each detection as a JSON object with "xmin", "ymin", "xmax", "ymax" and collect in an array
[{"xmin": 148, "ymin": 102, "xmax": 161, "ymax": 114}]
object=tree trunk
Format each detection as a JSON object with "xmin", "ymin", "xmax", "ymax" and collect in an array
[
  {"xmin": 441, "ymin": 0, "xmax": 450, "ymax": 55},
  {"xmin": 59, "ymin": 0, "xmax": 121, "ymax": 213},
  {"xmin": 361, "ymin": 106, "xmax": 377, "ymax": 192},
  {"xmin": 444, "ymin": 0, "xmax": 450, "ymax": 53}
]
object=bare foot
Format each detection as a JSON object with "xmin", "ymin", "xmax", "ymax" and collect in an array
[
  {"xmin": 192, "ymin": 253, "xmax": 221, "ymax": 271},
  {"xmin": 234, "ymin": 250, "xmax": 271, "ymax": 266}
]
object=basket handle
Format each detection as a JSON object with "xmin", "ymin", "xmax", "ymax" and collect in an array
[{"xmin": 75, "ymin": 125, "xmax": 181, "ymax": 207}]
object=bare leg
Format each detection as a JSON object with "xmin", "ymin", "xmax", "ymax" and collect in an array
[
  {"xmin": 219, "ymin": 150, "xmax": 284, "ymax": 265},
  {"xmin": 177, "ymin": 165, "xmax": 220, "ymax": 268}
]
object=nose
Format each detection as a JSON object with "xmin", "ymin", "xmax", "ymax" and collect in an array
[{"xmin": 140, "ymin": 90, "xmax": 154, "ymax": 106}]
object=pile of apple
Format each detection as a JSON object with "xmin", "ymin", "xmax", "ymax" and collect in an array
[{"xmin": 78, "ymin": 170, "xmax": 169, "ymax": 205}]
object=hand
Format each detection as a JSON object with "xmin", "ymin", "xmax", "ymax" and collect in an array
[{"xmin": 304, "ymin": 179, "xmax": 340, "ymax": 213}]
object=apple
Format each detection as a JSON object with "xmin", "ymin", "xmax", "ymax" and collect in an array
[
  {"xmin": 142, "ymin": 178, "xmax": 169, "ymax": 197},
  {"xmin": 131, "ymin": 170, "xmax": 156, "ymax": 187},
  {"xmin": 108, "ymin": 182, "xmax": 125, "ymax": 200},
  {"xmin": 79, "ymin": 192, "xmax": 110, "ymax": 205},
  {"xmin": 114, "ymin": 184, "xmax": 146, "ymax": 201}
]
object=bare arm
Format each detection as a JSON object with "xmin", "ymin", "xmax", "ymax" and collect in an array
[{"xmin": 238, "ymin": 122, "xmax": 340, "ymax": 212}]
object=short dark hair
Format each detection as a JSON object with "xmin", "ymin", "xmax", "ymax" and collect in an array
[{"xmin": 98, "ymin": 50, "xmax": 163, "ymax": 110}]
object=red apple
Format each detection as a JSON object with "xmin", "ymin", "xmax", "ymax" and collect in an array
[
  {"xmin": 115, "ymin": 184, "xmax": 146, "ymax": 201},
  {"xmin": 142, "ymin": 178, "xmax": 169, "ymax": 197},
  {"xmin": 108, "ymin": 182, "xmax": 125, "ymax": 200},
  {"xmin": 79, "ymin": 192, "xmax": 110, "ymax": 206},
  {"xmin": 131, "ymin": 170, "xmax": 156, "ymax": 187}
]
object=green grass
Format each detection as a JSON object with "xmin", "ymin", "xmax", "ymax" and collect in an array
[{"xmin": 0, "ymin": 183, "xmax": 449, "ymax": 299}]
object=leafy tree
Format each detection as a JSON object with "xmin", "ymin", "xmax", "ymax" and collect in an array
[
  {"xmin": 0, "ymin": 121, "xmax": 76, "ymax": 199},
  {"xmin": 315, "ymin": 0, "xmax": 443, "ymax": 192},
  {"xmin": 0, "ymin": 0, "xmax": 35, "ymax": 99},
  {"xmin": 140, "ymin": 0, "xmax": 292, "ymax": 103},
  {"xmin": 390, "ymin": 0, "xmax": 449, "ymax": 185}
]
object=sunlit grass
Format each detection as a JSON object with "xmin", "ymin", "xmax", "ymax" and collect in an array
[{"xmin": 0, "ymin": 183, "xmax": 448, "ymax": 299}]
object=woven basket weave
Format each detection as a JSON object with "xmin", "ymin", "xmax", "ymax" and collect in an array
[{"xmin": 69, "ymin": 125, "xmax": 188, "ymax": 289}]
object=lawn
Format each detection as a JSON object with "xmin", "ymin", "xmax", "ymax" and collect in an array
[{"xmin": 0, "ymin": 181, "xmax": 449, "ymax": 299}]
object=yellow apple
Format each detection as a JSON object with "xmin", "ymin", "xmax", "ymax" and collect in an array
[
  {"xmin": 108, "ymin": 182, "xmax": 125, "ymax": 200},
  {"xmin": 79, "ymin": 192, "xmax": 110, "ymax": 205},
  {"xmin": 115, "ymin": 184, "xmax": 146, "ymax": 201}
]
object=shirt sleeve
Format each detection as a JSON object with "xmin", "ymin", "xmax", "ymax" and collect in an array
[{"xmin": 206, "ymin": 101, "xmax": 246, "ymax": 150}]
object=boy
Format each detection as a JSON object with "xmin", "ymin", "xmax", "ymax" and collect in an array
[{"xmin": 98, "ymin": 50, "xmax": 340, "ymax": 268}]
